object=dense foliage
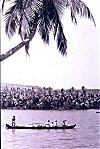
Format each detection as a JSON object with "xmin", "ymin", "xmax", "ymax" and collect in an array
[{"xmin": 1, "ymin": 85, "xmax": 100, "ymax": 110}]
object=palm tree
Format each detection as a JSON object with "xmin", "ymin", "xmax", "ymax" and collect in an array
[{"xmin": 1, "ymin": 0, "xmax": 95, "ymax": 62}]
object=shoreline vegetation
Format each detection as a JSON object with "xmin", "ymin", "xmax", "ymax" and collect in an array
[{"xmin": 1, "ymin": 84, "xmax": 100, "ymax": 110}]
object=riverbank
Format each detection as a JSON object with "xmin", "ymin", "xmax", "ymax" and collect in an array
[{"xmin": 1, "ymin": 84, "xmax": 100, "ymax": 110}]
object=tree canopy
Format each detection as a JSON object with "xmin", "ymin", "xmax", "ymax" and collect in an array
[{"xmin": 1, "ymin": 0, "xmax": 95, "ymax": 62}]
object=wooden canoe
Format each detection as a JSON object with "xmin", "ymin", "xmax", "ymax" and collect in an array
[
  {"xmin": 96, "ymin": 111, "xmax": 100, "ymax": 113},
  {"xmin": 6, "ymin": 124, "xmax": 76, "ymax": 129}
]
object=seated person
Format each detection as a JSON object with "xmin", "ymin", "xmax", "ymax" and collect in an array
[
  {"xmin": 50, "ymin": 122, "xmax": 54, "ymax": 127},
  {"xmin": 45, "ymin": 120, "xmax": 50, "ymax": 127},
  {"xmin": 62, "ymin": 120, "xmax": 67, "ymax": 126},
  {"xmin": 54, "ymin": 120, "xmax": 57, "ymax": 127}
]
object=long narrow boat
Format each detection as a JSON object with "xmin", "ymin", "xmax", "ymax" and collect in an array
[
  {"xmin": 96, "ymin": 111, "xmax": 100, "ymax": 113},
  {"xmin": 6, "ymin": 124, "xmax": 76, "ymax": 129}
]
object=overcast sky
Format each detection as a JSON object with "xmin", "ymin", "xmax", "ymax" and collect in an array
[{"xmin": 1, "ymin": 0, "xmax": 100, "ymax": 89}]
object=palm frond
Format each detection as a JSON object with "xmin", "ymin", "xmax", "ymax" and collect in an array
[
  {"xmin": 18, "ymin": 14, "xmax": 30, "ymax": 40},
  {"xmin": 38, "ymin": 15, "xmax": 50, "ymax": 44},
  {"xmin": 33, "ymin": 0, "xmax": 43, "ymax": 12},
  {"xmin": 4, "ymin": 0, "xmax": 23, "ymax": 37},
  {"xmin": 18, "ymin": 10, "xmax": 39, "ymax": 54},
  {"xmin": 56, "ymin": 23, "xmax": 67, "ymax": 55},
  {"xmin": 17, "ymin": 0, "xmax": 35, "ymax": 40},
  {"xmin": 28, "ymin": 12, "xmax": 39, "ymax": 37},
  {"xmin": 54, "ymin": 0, "xmax": 65, "ymax": 16},
  {"xmin": 37, "ymin": 0, "xmax": 67, "ymax": 55},
  {"xmin": 24, "ymin": 12, "xmax": 39, "ymax": 54},
  {"xmin": 71, "ymin": 7, "xmax": 77, "ymax": 24},
  {"xmin": 48, "ymin": 0, "xmax": 67, "ymax": 55},
  {"xmin": 38, "ymin": 0, "xmax": 52, "ymax": 44},
  {"xmin": 2, "ymin": 0, "xmax": 12, "ymax": 12},
  {"xmin": 51, "ymin": 8, "xmax": 62, "ymax": 40},
  {"xmin": 65, "ymin": 0, "xmax": 96, "ymax": 25},
  {"xmin": 2, "ymin": 0, "xmax": 6, "ymax": 12},
  {"xmin": 25, "ymin": 41, "xmax": 30, "ymax": 55},
  {"xmin": 4, "ymin": 3, "xmax": 19, "ymax": 37}
]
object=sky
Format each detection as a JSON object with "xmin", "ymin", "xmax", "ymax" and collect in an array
[{"xmin": 1, "ymin": 0, "xmax": 100, "ymax": 89}]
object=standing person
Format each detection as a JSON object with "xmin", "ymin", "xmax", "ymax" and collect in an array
[{"xmin": 12, "ymin": 116, "xmax": 16, "ymax": 126}]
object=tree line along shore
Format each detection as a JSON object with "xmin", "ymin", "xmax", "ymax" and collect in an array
[{"xmin": 0, "ymin": 85, "xmax": 100, "ymax": 110}]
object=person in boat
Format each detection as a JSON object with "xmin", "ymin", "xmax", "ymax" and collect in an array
[
  {"xmin": 54, "ymin": 120, "xmax": 57, "ymax": 127},
  {"xmin": 62, "ymin": 120, "xmax": 67, "ymax": 126},
  {"xmin": 45, "ymin": 120, "xmax": 50, "ymax": 127},
  {"xmin": 12, "ymin": 116, "xmax": 16, "ymax": 126},
  {"xmin": 48, "ymin": 120, "xmax": 50, "ymax": 125},
  {"xmin": 50, "ymin": 122, "xmax": 54, "ymax": 127}
]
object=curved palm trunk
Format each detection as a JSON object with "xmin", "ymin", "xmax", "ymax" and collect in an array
[{"xmin": 0, "ymin": 40, "xmax": 29, "ymax": 62}]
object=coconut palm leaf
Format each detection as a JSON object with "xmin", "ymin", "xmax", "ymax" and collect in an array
[
  {"xmin": 65, "ymin": 0, "xmax": 96, "ymax": 25},
  {"xmin": 24, "ymin": 11, "xmax": 39, "ymax": 54},
  {"xmin": 50, "ymin": 0, "xmax": 67, "ymax": 55},
  {"xmin": 2, "ymin": 0, "xmax": 6, "ymax": 12},
  {"xmin": 2, "ymin": 0, "xmax": 11, "ymax": 12},
  {"xmin": 49, "ymin": 0, "xmax": 67, "ymax": 55},
  {"xmin": 38, "ymin": 0, "xmax": 67, "ymax": 55},
  {"xmin": 4, "ymin": 0, "xmax": 41, "ymax": 54},
  {"xmin": 56, "ymin": 24, "xmax": 67, "ymax": 55},
  {"xmin": 4, "ymin": 0, "xmax": 19, "ymax": 37},
  {"xmin": 38, "ymin": 0, "xmax": 52, "ymax": 44}
]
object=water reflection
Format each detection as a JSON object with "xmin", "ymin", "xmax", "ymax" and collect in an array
[{"xmin": 12, "ymin": 129, "xmax": 15, "ymax": 134}]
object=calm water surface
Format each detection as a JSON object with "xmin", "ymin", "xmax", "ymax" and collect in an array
[{"xmin": 1, "ymin": 109, "xmax": 100, "ymax": 149}]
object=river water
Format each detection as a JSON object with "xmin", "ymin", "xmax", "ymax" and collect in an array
[{"xmin": 1, "ymin": 109, "xmax": 100, "ymax": 149}]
